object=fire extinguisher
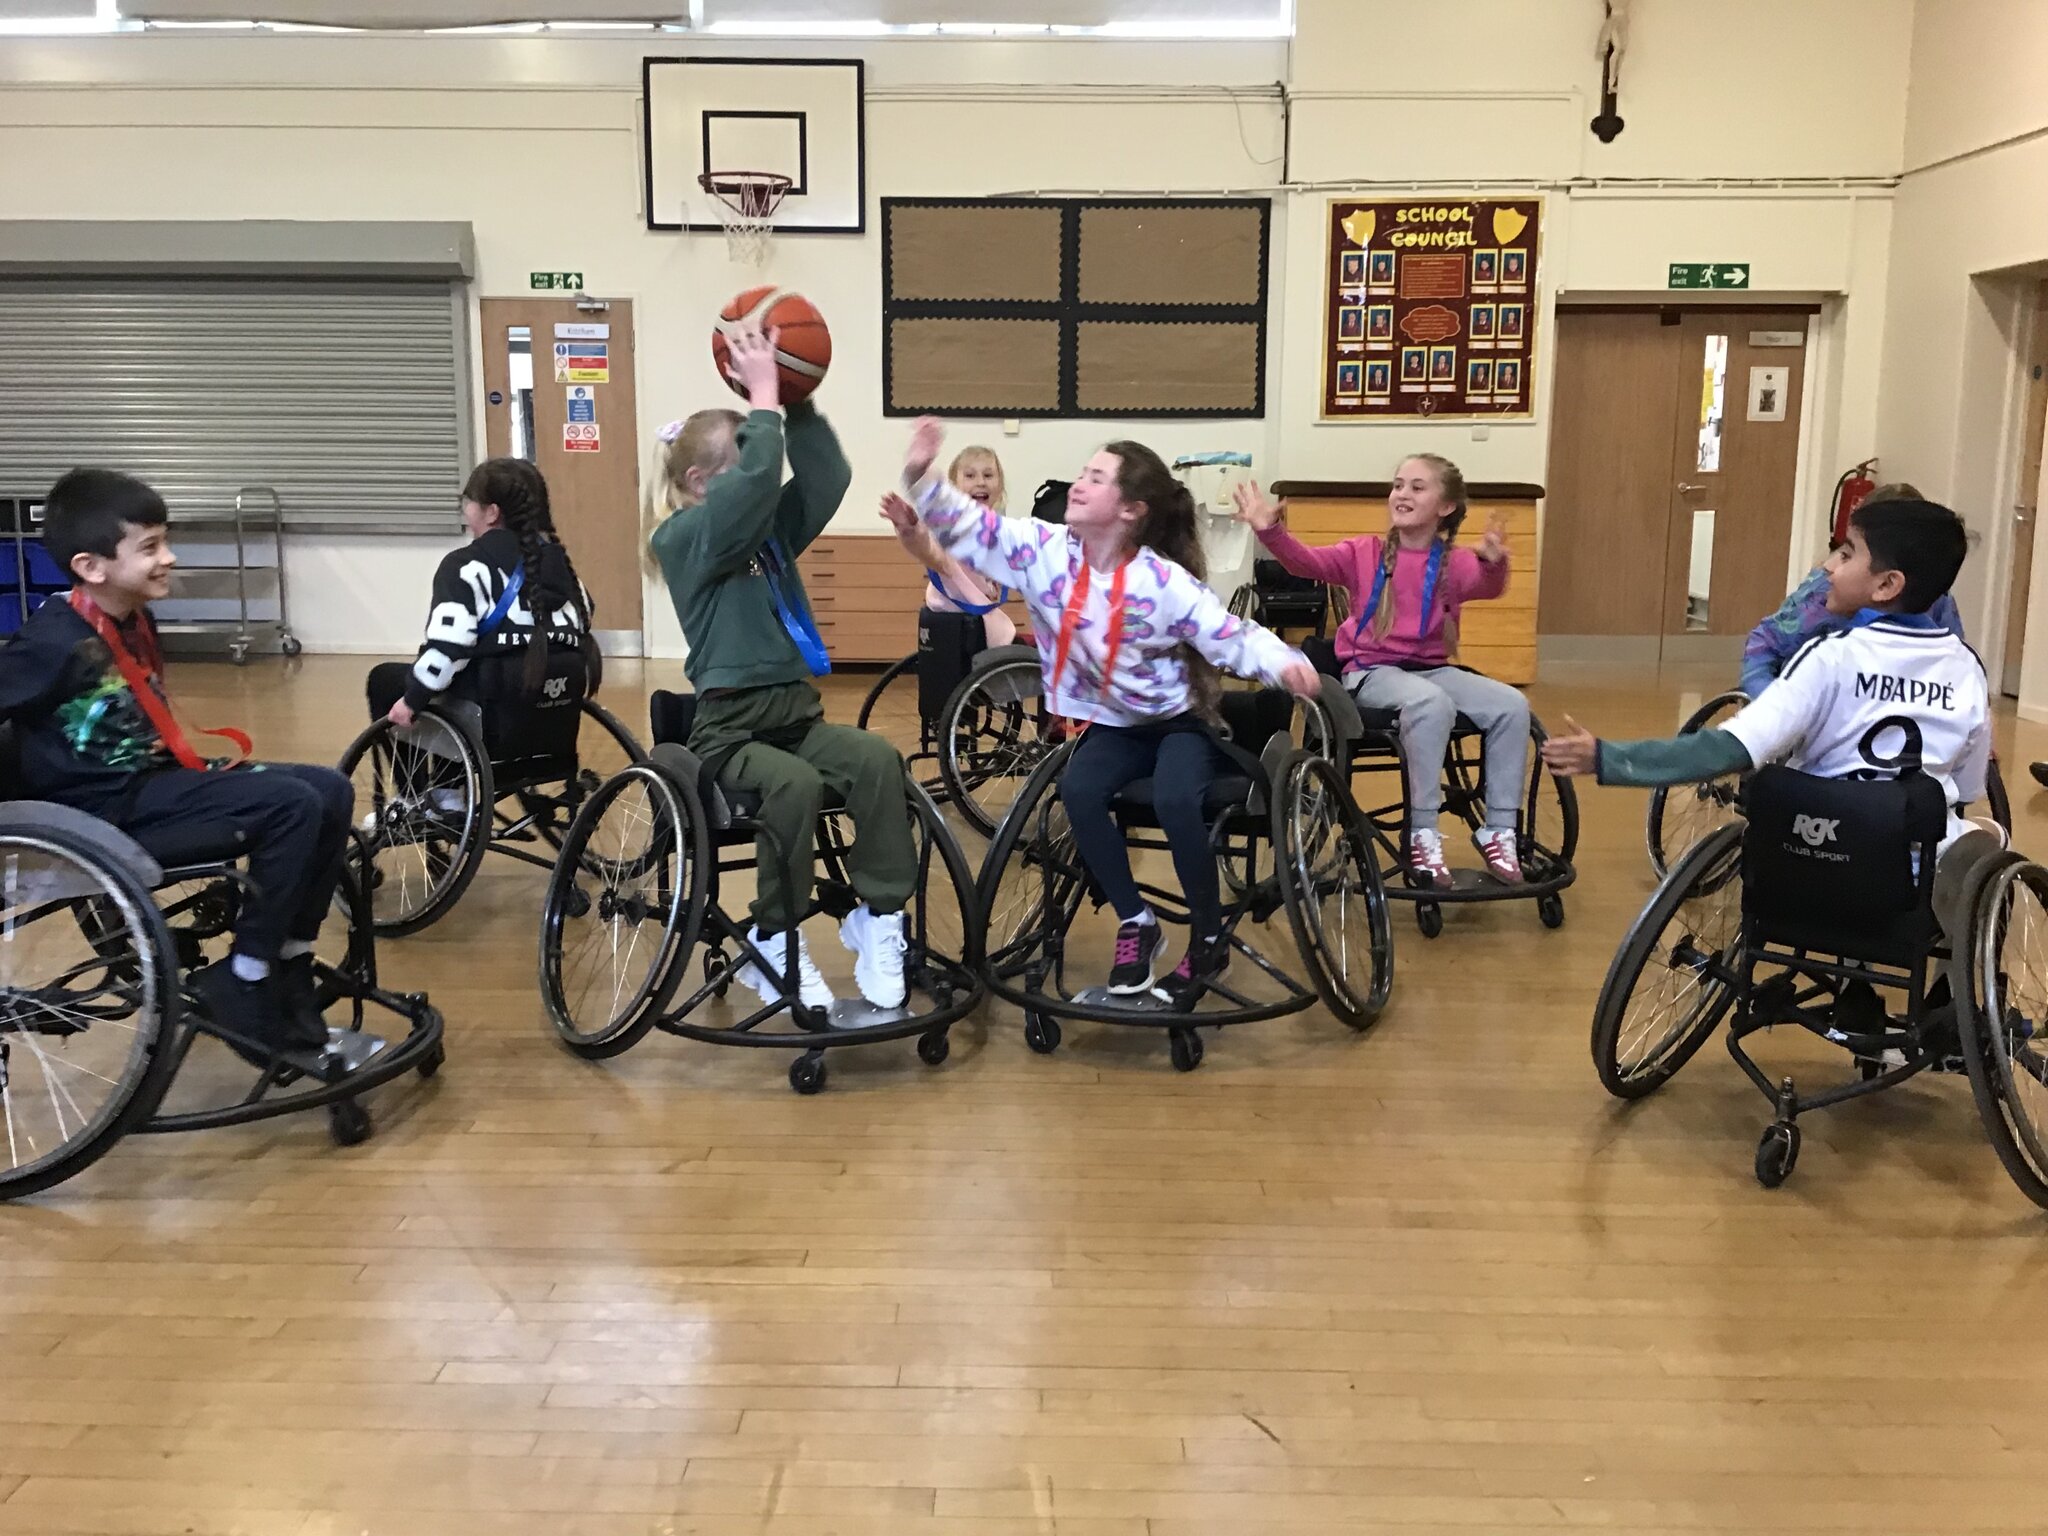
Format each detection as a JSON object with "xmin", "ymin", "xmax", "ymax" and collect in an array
[{"xmin": 1830, "ymin": 459, "xmax": 1878, "ymax": 546}]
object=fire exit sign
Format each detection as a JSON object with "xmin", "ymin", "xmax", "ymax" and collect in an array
[
  {"xmin": 1668, "ymin": 262, "xmax": 1750, "ymax": 290},
  {"xmin": 530, "ymin": 271, "xmax": 586, "ymax": 290}
]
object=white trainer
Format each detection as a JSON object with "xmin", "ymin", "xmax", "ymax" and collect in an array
[
  {"xmin": 734, "ymin": 926, "xmax": 834, "ymax": 1011},
  {"xmin": 840, "ymin": 904, "xmax": 909, "ymax": 1009}
]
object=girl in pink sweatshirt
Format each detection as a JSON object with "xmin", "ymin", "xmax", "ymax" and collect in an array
[{"xmin": 1233, "ymin": 454, "xmax": 1527, "ymax": 887}]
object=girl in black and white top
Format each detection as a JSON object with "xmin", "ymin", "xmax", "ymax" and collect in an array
[{"xmin": 367, "ymin": 458, "xmax": 599, "ymax": 727}]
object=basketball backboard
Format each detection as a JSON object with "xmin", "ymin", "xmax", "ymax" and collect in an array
[{"xmin": 642, "ymin": 57, "xmax": 866, "ymax": 236}]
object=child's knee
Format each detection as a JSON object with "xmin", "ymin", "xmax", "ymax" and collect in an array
[
  {"xmin": 307, "ymin": 766, "xmax": 355, "ymax": 829},
  {"xmin": 1400, "ymin": 686, "xmax": 1456, "ymax": 732},
  {"xmin": 761, "ymin": 758, "xmax": 826, "ymax": 821},
  {"xmin": 1151, "ymin": 775, "xmax": 1207, "ymax": 827},
  {"xmin": 1059, "ymin": 765, "xmax": 1115, "ymax": 816}
]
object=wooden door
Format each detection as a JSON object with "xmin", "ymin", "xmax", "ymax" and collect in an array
[
  {"xmin": 1539, "ymin": 310, "xmax": 1686, "ymax": 637},
  {"xmin": 2001, "ymin": 282, "xmax": 2048, "ymax": 697},
  {"xmin": 1664, "ymin": 312, "xmax": 1809, "ymax": 638},
  {"xmin": 480, "ymin": 297, "xmax": 643, "ymax": 644},
  {"xmin": 1541, "ymin": 306, "xmax": 1812, "ymax": 652}
]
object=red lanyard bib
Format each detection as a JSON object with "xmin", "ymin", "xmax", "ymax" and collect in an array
[
  {"xmin": 68, "ymin": 590, "xmax": 252, "ymax": 771},
  {"xmin": 1049, "ymin": 556, "xmax": 1129, "ymax": 701}
]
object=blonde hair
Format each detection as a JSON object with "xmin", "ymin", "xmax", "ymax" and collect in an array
[
  {"xmin": 1368, "ymin": 452, "xmax": 1470, "ymax": 649},
  {"xmin": 644, "ymin": 408, "xmax": 743, "ymax": 563},
  {"xmin": 947, "ymin": 445, "xmax": 1007, "ymax": 511}
]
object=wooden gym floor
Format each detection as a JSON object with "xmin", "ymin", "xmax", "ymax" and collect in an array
[{"xmin": 4, "ymin": 656, "xmax": 2048, "ymax": 1536}]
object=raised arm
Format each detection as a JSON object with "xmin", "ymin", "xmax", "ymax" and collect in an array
[
  {"xmin": 776, "ymin": 399, "xmax": 852, "ymax": 555},
  {"xmin": 1233, "ymin": 480, "xmax": 1361, "ymax": 587},
  {"xmin": 1163, "ymin": 562, "xmax": 1313, "ymax": 694}
]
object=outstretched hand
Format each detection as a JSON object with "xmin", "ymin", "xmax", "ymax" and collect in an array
[
  {"xmin": 724, "ymin": 324, "xmax": 783, "ymax": 411},
  {"xmin": 905, "ymin": 416, "xmax": 944, "ymax": 484},
  {"xmin": 1539, "ymin": 716, "xmax": 1599, "ymax": 777},
  {"xmin": 1231, "ymin": 479, "xmax": 1284, "ymax": 533},
  {"xmin": 878, "ymin": 491, "xmax": 918, "ymax": 534},
  {"xmin": 1477, "ymin": 509, "xmax": 1510, "ymax": 563}
]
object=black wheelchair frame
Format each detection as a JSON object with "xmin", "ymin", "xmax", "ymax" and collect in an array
[
  {"xmin": 0, "ymin": 805, "xmax": 443, "ymax": 1200},
  {"xmin": 1594, "ymin": 765, "xmax": 2048, "ymax": 1205},
  {"xmin": 338, "ymin": 687, "xmax": 644, "ymax": 936},
  {"xmin": 1225, "ymin": 558, "xmax": 1345, "ymax": 638},
  {"xmin": 537, "ymin": 690, "xmax": 984, "ymax": 1095},
  {"xmin": 975, "ymin": 690, "xmax": 1393, "ymax": 1072}
]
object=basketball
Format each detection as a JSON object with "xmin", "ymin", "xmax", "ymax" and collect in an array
[{"xmin": 712, "ymin": 286, "xmax": 831, "ymax": 404}]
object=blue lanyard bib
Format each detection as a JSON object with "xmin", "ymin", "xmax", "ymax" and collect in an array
[
  {"xmin": 762, "ymin": 539, "xmax": 831, "ymax": 676},
  {"xmin": 926, "ymin": 568, "xmax": 1013, "ymax": 617},
  {"xmin": 478, "ymin": 563, "xmax": 525, "ymax": 638},
  {"xmin": 1353, "ymin": 539, "xmax": 1446, "ymax": 642}
]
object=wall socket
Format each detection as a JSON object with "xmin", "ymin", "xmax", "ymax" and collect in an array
[
  {"xmin": 1470, "ymin": 425, "xmax": 1491, "ymax": 441},
  {"xmin": 1003, "ymin": 419, "xmax": 1021, "ymax": 436}
]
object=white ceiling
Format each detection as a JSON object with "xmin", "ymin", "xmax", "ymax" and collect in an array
[{"xmin": 112, "ymin": 0, "xmax": 1287, "ymax": 28}]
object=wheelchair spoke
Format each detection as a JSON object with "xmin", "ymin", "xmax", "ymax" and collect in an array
[{"xmin": 1984, "ymin": 869, "xmax": 2048, "ymax": 1170}]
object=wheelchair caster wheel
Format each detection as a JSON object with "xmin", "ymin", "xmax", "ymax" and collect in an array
[
  {"xmin": 1024, "ymin": 1012, "xmax": 1061, "ymax": 1055},
  {"xmin": 789, "ymin": 1052, "xmax": 827, "ymax": 1095},
  {"xmin": 916, "ymin": 1030, "xmax": 950, "ymax": 1067},
  {"xmin": 329, "ymin": 1098, "xmax": 372, "ymax": 1147},
  {"xmin": 705, "ymin": 950, "xmax": 731, "ymax": 1000},
  {"xmin": 416, "ymin": 1044, "xmax": 444, "ymax": 1080},
  {"xmin": 1754, "ymin": 1123, "xmax": 1799, "ymax": 1188},
  {"xmin": 563, "ymin": 885, "xmax": 591, "ymax": 920},
  {"xmin": 1169, "ymin": 1028, "xmax": 1203, "ymax": 1073},
  {"xmin": 1538, "ymin": 894, "xmax": 1565, "ymax": 929},
  {"xmin": 1415, "ymin": 903, "xmax": 1443, "ymax": 939}
]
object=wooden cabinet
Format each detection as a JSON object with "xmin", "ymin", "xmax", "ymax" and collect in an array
[
  {"xmin": 803, "ymin": 535, "xmax": 1031, "ymax": 664},
  {"xmin": 1268, "ymin": 481, "xmax": 1542, "ymax": 685}
]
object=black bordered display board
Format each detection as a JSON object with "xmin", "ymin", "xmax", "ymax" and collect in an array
[{"xmin": 882, "ymin": 197, "xmax": 1271, "ymax": 419}]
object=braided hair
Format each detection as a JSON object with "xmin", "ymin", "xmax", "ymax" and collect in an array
[
  {"xmin": 1365, "ymin": 453, "xmax": 1468, "ymax": 651},
  {"xmin": 1106, "ymin": 440, "xmax": 1222, "ymax": 723},
  {"xmin": 460, "ymin": 457, "xmax": 601, "ymax": 697}
]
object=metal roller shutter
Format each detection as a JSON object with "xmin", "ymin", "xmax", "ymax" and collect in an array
[{"xmin": 0, "ymin": 278, "xmax": 468, "ymax": 533}]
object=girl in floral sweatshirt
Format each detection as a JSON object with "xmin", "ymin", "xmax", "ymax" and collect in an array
[
  {"xmin": 1233, "ymin": 454, "xmax": 1524, "ymax": 887},
  {"xmin": 888, "ymin": 419, "xmax": 1319, "ymax": 1001}
]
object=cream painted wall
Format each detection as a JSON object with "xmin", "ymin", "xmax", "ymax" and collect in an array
[
  {"xmin": 1877, "ymin": 0, "xmax": 2048, "ymax": 711},
  {"xmin": 0, "ymin": 0, "xmax": 1917, "ymax": 657}
]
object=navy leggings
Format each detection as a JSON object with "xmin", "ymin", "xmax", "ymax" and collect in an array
[{"xmin": 1059, "ymin": 717, "xmax": 1226, "ymax": 938}]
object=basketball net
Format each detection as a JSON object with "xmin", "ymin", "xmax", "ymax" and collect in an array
[{"xmin": 700, "ymin": 171, "xmax": 790, "ymax": 267}]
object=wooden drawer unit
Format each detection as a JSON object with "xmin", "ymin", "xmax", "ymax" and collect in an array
[{"xmin": 804, "ymin": 535, "xmax": 1031, "ymax": 663}]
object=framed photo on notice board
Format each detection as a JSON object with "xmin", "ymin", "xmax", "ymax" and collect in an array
[{"xmin": 1320, "ymin": 196, "xmax": 1542, "ymax": 421}]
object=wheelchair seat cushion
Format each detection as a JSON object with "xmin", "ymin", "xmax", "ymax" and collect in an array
[
  {"xmin": 1112, "ymin": 773, "xmax": 1258, "ymax": 827},
  {"xmin": 127, "ymin": 821, "xmax": 253, "ymax": 871},
  {"xmin": 648, "ymin": 740, "xmax": 848, "ymax": 833}
]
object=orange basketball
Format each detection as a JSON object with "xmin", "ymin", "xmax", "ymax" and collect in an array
[{"xmin": 711, "ymin": 286, "xmax": 831, "ymax": 405}]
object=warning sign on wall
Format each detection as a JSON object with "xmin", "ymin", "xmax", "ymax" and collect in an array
[
  {"xmin": 567, "ymin": 385, "xmax": 597, "ymax": 423},
  {"xmin": 563, "ymin": 422, "xmax": 601, "ymax": 453},
  {"xmin": 554, "ymin": 341, "xmax": 609, "ymax": 384}
]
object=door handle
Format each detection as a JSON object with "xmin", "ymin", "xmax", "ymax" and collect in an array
[{"xmin": 1676, "ymin": 483, "xmax": 1705, "ymax": 494}]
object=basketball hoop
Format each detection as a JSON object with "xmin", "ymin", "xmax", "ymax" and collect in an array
[{"xmin": 699, "ymin": 171, "xmax": 791, "ymax": 266}]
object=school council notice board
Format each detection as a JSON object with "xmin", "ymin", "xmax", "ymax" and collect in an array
[{"xmin": 1321, "ymin": 197, "xmax": 1542, "ymax": 421}]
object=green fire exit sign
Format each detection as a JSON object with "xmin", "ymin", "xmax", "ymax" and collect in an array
[
  {"xmin": 530, "ymin": 271, "xmax": 586, "ymax": 290},
  {"xmin": 1668, "ymin": 262, "xmax": 1750, "ymax": 290}
]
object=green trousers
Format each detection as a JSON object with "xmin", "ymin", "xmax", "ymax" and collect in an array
[{"xmin": 689, "ymin": 680, "xmax": 918, "ymax": 933}]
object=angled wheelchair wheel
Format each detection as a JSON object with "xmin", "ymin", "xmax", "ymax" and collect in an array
[
  {"xmin": 857, "ymin": 653, "xmax": 920, "ymax": 734},
  {"xmin": 1646, "ymin": 690, "xmax": 1749, "ymax": 880},
  {"xmin": 337, "ymin": 709, "xmax": 491, "ymax": 937},
  {"xmin": 522, "ymin": 700, "xmax": 647, "ymax": 854},
  {"xmin": 1958, "ymin": 859, "xmax": 2048, "ymax": 1209},
  {"xmin": 976, "ymin": 744, "xmax": 1086, "ymax": 994},
  {"xmin": 1591, "ymin": 821, "xmax": 1744, "ymax": 1099},
  {"xmin": 858, "ymin": 653, "xmax": 945, "ymax": 798},
  {"xmin": 1272, "ymin": 751, "xmax": 1393, "ymax": 1030},
  {"xmin": 1440, "ymin": 716, "xmax": 1578, "ymax": 880},
  {"xmin": 541, "ymin": 762, "xmax": 708, "ymax": 1059},
  {"xmin": 1987, "ymin": 756, "xmax": 2013, "ymax": 843},
  {"xmin": 0, "ymin": 823, "xmax": 182, "ymax": 1200},
  {"xmin": 1226, "ymin": 583, "xmax": 1263, "ymax": 626},
  {"xmin": 941, "ymin": 649, "xmax": 1059, "ymax": 839}
]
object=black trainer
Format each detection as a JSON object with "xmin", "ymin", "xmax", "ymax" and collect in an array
[
  {"xmin": 1106, "ymin": 918, "xmax": 1167, "ymax": 995},
  {"xmin": 191, "ymin": 959, "xmax": 328, "ymax": 1068},
  {"xmin": 1158, "ymin": 933, "xmax": 1231, "ymax": 1009},
  {"xmin": 280, "ymin": 954, "xmax": 333, "ymax": 1045}
]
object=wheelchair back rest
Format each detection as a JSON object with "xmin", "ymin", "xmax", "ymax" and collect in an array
[
  {"xmin": 1253, "ymin": 558, "xmax": 1324, "ymax": 597},
  {"xmin": 650, "ymin": 689, "xmax": 697, "ymax": 748},
  {"xmin": 917, "ymin": 608, "xmax": 988, "ymax": 723},
  {"xmin": 478, "ymin": 648, "xmax": 589, "ymax": 763},
  {"xmin": 1217, "ymin": 688, "xmax": 1295, "ymax": 757},
  {"xmin": 0, "ymin": 722, "xmax": 24, "ymax": 803},
  {"xmin": 1300, "ymin": 634, "xmax": 1342, "ymax": 679},
  {"xmin": 1740, "ymin": 765, "xmax": 1947, "ymax": 960},
  {"xmin": 1031, "ymin": 479, "xmax": 1070, "ymax": 524}
]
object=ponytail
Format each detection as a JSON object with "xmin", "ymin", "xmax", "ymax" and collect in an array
[
  {"xmin": 1107, "ymin": 440, "xmax": 1222, "ymax": 722},
  {"xmin": 461, "ymin": 457, "xmax": 602, "ymax": 699}
]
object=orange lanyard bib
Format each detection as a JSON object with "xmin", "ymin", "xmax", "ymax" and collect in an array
[
  {"xmin": 1049, "ymin": 557, "xmax": 1129, "ymax": 701},
  {"xmin": 68, "ymin": 590, "xmax": 252, "ymax": 771}
]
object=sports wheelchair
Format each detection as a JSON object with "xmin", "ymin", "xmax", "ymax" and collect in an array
[
  {"xmin": 856, "ymin": 610, "xmax": 1060, "ymax": 839},
  {"xmin": 1226, "ymin": 558, "xmax": 1344, "ymax": 638},
  {"xmin": 536, "ymin": 690, "xmax": 983, "ymax": 1095},
  {"xmin": 976, "ymin": 689, "xmax": 1392, "ymax": 1072},
  {"xmin": 1645, "ymin": 689, "xmax": 2013, "ymax": 878},
  {"xmin": 1595, "ymin": 764, "xmax": 2048, "ymax": 1205},
  {"xmin": 0, "ymin": 793, "xmax": 444, "ymax": 1200},
  {"xmin": 1299, "ymin": 643, "xmax": 1577, "ymax": 938},
  {"xmin": 337, "ymin": 656, "xmax": 644, "ymax": 935}
]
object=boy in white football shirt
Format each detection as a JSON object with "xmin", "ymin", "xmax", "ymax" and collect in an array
[{"xmin": 1544, "ymin": 496, "xmax": 1998, "ymax": 932}]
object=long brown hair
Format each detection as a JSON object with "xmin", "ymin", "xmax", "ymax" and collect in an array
[
  {"xmin": 1367, "ymin": 453, "xmax": 1469, "ymax": 650},
  {"xmin": 461, "ymin": 457, "xmax": 600, "ymax": 697},
  {"xmin": 1106, "ymin": 440, "xmax": 1221, "ymax": 722}
]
